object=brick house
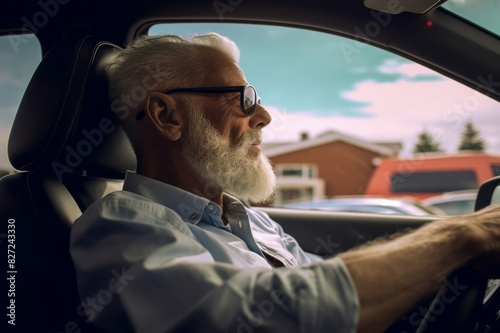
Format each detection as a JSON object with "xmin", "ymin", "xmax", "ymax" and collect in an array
[{"xmin": 263, "ymin": 131, "xmax": 400, "ymax": 205}]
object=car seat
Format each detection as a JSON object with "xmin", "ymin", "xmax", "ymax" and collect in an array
[{"xmin": 0, "ymin": 35, "xmax": 136, "ymax": 333}]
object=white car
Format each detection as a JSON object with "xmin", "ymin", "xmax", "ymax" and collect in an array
[
  {"xmin": 422, "ymin": 190, "xmax": 478, "ymax": 215},
  {"xmin": 284, "ymin": 197, "xmax": 443, "ymax": 216}
]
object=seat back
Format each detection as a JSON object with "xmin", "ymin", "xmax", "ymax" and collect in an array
[{"xmin": 0, "ymin": 35, "xmax": 135, "ymax": 333}]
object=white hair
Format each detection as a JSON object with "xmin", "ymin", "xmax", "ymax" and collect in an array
[
  {"xmin": 105, "ymin": 33, "xmax": 240, "ymax": 149},
  {"xmin": 107, "ymin": 33, "xmax": 240, "ymax": 118}
]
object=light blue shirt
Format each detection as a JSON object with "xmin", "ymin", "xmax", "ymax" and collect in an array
[{"xmin": 70, "ymin": 171, "xmax": 358, "ymax": 333}]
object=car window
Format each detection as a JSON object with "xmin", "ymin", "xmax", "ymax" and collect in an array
[
  {"xmin": 391, "ymin": 170, "xmax": 478, "ymax": 193},
  {"xmin": 148, "ymin": 23, "xmax": 500, "ymax": 215},
  {"xmin": 443, "ymin": 1, "xmax": 500, "ymax": 37},
  {"xmin": 0, "ymin": 34, "xmax": 42, "ymax": 175},
  {"xmin": 493, "ymin": 165, "xmax": 500, "ymax": 177}
]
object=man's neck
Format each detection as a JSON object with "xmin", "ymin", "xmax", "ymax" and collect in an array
[{"xmin": 137, "ymin": 162, "xmax": 225, "ymax": 208}]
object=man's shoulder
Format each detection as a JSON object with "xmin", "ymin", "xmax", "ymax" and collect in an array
[
  {"xmin": 75, "ymin": 190, "xmax": 187, "ymax": 232},
  {"xmin": 102, "ymin": 189, "xmax": 150, "ymax": 202},
  {"xmin": 87, "ymin": 190, "xmax": 156, "ymax": 212}
]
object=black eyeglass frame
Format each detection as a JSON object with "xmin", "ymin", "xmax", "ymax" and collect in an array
[{"xmin": 135, "ymin": 85, "xmax": 260, "ymax": 120}]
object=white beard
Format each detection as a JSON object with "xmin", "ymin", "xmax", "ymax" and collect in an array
[{"xmin": 182, "ymin": 105, "xmax": 276, "ymax": 204}]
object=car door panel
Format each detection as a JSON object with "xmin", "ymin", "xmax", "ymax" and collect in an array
[{"xmin": 260, "ymin": 207, "xmax": 437, "ymax": 256}]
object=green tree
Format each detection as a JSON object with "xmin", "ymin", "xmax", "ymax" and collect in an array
[
  {"xmin": 413, "ymin": 129, "xmax": 442, "ymax": 153},
  {"xmin": 458, "ymin": 121, "xmax": 486, "ymax": 151}
]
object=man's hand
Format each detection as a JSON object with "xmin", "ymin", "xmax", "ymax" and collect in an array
[
  {"xmin": 460, "ymin": 205, "xmax": 500, "ymax": 277},
  {"xmin": 338, "ymin": 204, "xmax": 500, "ymax": 333}
]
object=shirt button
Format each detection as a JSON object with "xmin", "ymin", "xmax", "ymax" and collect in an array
[
  {"xmin": 190, "ymin": 213, "xmax": 199, "ymax": 220},
  {"xmin": 207, "ymin": 204, "xmax": 214, "ymax": 211},
  {"xmin": 238, "ymin": 220, "xmax": 243, "ymax": 228}
]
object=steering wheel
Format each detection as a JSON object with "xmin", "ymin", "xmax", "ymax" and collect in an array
[
  {"xmin": 415, "ymin": 267, "xmax": 489, "ymax": 333},
  {"xmin": 417, "ymin": 176, "xmax": 500, "ymax": 333}
]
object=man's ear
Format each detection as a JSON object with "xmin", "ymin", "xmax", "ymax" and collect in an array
[{"xmin": 143, "ymin": 92, "xmax": 184, "ymax": 141}]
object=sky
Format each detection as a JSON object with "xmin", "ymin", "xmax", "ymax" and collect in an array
[{"xmin": 0, "ymin": 0, "xmax": 500, "ymax": 170}]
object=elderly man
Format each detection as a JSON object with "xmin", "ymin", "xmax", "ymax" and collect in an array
[{"xmin": 70, "ymin": 33, "xmax": 500, "ymax": 333}]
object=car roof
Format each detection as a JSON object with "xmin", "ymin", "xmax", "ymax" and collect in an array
[
  {"xmin": 287, "ymin": 196, "xmax": 417, "ymax": 207},
  {"xmin": 284, "ymin": 196, "xmax": 440, "ymax": 215},
  {"xmin": 374, "ymin": 153, "xmax": 500, "ymax": 166},
  {"xmin": 333, "ymin": 197, "xmax": 409, "ymax": 204}
]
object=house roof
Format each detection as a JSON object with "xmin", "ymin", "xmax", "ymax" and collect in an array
[{"xmin": 263, "ymin": 130, "xmax": 396, "ymax": 158}]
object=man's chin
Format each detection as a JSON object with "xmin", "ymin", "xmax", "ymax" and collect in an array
[
  {"xmin": 238, "ymin": 179, "xmax": 277, "ymax": 205},
  {"xmin": 248, "ymin": 145, "xmax": 262, "ymax": 157}
]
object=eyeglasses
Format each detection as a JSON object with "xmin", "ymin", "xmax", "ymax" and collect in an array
[{"xmin": 135, "ymin": 85, "xmax": 260, "ymax": 120}]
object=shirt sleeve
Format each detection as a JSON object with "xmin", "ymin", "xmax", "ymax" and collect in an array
[{"xmin": 70, "ymin": 192, "xmax": 359, "ymax": 333}]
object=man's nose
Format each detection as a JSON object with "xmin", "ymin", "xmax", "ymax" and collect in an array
[{"xmin": 250, "ymin": 104, "xmax": 272, "ymax": 129}]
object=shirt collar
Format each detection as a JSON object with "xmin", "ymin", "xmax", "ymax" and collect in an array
[{"xmin": 122, "ymin": 171, "xmax": 222, "ymax": 225}]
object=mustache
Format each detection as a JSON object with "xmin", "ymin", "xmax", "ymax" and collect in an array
[{"xmin": 236, "ymin": 130, "xmax": 262, "ymax": 148}]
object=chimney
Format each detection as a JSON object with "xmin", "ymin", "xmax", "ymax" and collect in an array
[{"xmin": 300, "ymin": 132, "xmax": 309, "ymax": 141}]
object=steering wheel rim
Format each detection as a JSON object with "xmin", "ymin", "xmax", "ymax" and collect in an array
[{"xmin": 416, "ymin": 267, "xmax": 488, "ymax": 333}]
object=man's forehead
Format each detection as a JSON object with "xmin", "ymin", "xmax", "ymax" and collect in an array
[{"xmin": 198, "ymin": 48, "xmax": 247, "ymax": 85}]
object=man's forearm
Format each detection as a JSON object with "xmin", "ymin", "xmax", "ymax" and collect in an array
[{"xmin": 339, "ymin": 219, "xmax": 481, "ymax": 333}]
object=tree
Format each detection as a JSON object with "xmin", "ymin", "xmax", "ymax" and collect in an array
[
  {"xmin": 458, "ymin": 121, "xmax": 486, "ymax": 151},
  {"xmin": 413, "ymin": 129, "xmax": 442, "ymax": 153}
]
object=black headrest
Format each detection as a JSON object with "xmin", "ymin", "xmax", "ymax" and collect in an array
[{"xmin": 8, "ymin": 35, "xmax": 136, "ymax": 179}]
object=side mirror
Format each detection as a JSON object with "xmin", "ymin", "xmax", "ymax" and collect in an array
[{"xmin": 475, "ymin": 176, "xmax": 500, "ymax": 211}]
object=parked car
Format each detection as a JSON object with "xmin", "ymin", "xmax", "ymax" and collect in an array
[
  {"xmin": 422, "ymin": 190, "xmax": 478, "ymax": 215},
  {"xmin": 284, "ymin": 196, "xmax": 442, "ymax": 216},
  {"xmin": 1, "ymin": 1, "xmax": 499, "ymax": 333},
  {"xmin": 365, "ymin": 154, "xmax": 500, "ymax": 199}
]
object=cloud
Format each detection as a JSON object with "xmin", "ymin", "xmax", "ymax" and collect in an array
[
  {"xmin": 378, "ymin": 59, "xmax": 441, "ymax": 79},
  {"xmin": 263, "ymin": 61, "xmax": 500, "ymax": 157}
]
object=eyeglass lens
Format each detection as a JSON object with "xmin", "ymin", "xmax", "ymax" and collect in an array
[{"xmin": 243, "ymin": 86, "xmax": 258, "ymax": 114}]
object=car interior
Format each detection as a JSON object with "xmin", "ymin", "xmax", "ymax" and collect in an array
[{"xmin": 1, "ymin": 0, "xmax": 499, "ymax": 332}]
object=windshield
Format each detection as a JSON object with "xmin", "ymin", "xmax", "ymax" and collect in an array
[{"xmin": 442, "ymin": 0, "xmax": 500, "ymax": 37}]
